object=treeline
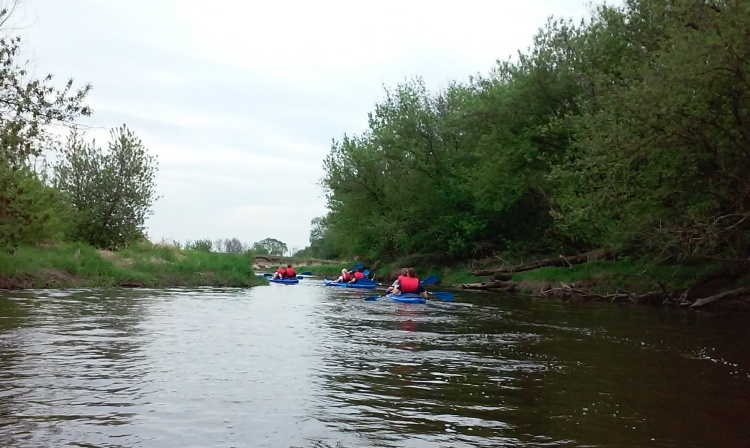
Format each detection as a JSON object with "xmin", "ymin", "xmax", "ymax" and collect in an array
[
  {"xmin": 172, "ymin": 237, "xmax": 292, "ymax": 256},
  {"xmin": 310, "ymin": 0, "xmax": 750, "ymax": 266},
  {"xmin": 0, "ymin": 5, "xmax": 158, "ymax": 253}
]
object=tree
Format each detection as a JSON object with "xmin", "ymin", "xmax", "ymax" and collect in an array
[
  {"xmin": 251, "ymin": 237, "xmax": 287, "ymax": 256},
  {"xmin": 188, "ymin": 238, "xmax": 212, "ymax": 252},
  {"xmin": 54, "ymin": 126, "xmax": 160, "ymax": 249},
  {"xmin": 223, "ymin": 237, "xmax": 246, "ymax": 253},
  {"xmin": 0, "ymin": 2, "xmax": 91, "ymax": 251}
]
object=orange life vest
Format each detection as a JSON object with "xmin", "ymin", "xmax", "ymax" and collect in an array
[{"xmin": 399, "ymin": 276, "xmax": 419, "ymax": 293}]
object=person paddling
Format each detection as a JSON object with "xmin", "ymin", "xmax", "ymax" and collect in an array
[
  {"xmin": 282, "ymin": 264, "xmax": 296, "ymax": 279},
  {"xmin": 386, "ymin": 268, "xmax": 408, "ymax": 294},
  {"xmin": 272, "ymin": 266, "xmax": 285, "ymax": 279},
  {"xmin": 348, "ymin": 268, "xmax": 365, "ymax": 284},
  {"xmin": 393, "ymin": 267, "xmax": 428, "ymax": 299},
  {"xmin": 335, "ymin": 268, "xmax": 352, "ymax": 283}
]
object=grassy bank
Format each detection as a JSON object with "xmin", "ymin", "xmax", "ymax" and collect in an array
[
  {"xmin": 355, "ymin": 256, "xmax": 750, "ymax": 306},
  {"xmin": 0, "ymin": 242, "xmax": 263, "ymax": 289}
]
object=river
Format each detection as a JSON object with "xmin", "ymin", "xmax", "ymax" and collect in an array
[{"xmin": 0, "ymin": 280, "xmax": 748, "ymax": 447}]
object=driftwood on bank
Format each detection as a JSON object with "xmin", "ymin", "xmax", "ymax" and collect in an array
[
  {"xmin": 473, "ymin": 249, "xmax": 612, "ymax": 279},
  {"xmin": 461, "ymin": 279, "xmax": 674, "ymax": 305},
  {"xmin": 689, "ymin": 287, "xmax": 750, "ymax": 308},
  {"xmin": 465, "ymin": 250, "xmax": 750, "ymax": 309}
]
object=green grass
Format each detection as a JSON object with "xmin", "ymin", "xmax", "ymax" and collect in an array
[
  {"xmin": 511, "ymin": 259, "xmax": 720, "ymax": 293},
  {"xmin": 0, "ymin": 241, "xmax": 263, "ymax": 289}
]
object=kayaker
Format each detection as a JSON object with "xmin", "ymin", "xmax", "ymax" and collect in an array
[
  {"xmin": 386, "ymin": 268, "xmax": 408, "ymax": 293},
  {"xmin": 283, "ymin": 264, "xmax": 296, "ymax": 279},
  {"xmin": 272, "ymin": 266, "xmax": 285, "ymax": 279},
  {"xmin": 335, "ymin": 268, "xmax": 352, "ymax": 283},
  {"xmin": 393, "ymin": 267, "xmax": 428, "ymax": 298},
  {"xmin": 348, "ymin": 268, "xmax": 365, "ymax": 283}
]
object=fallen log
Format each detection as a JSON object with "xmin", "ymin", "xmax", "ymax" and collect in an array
[
  {"xmin": 496, "ymin": 249, "xmax": 612, "ymax": 274},
  {"xmin": 461, "ymin": 280, "xmax": 518, "ymax": 291},
  {"xmin": 689, "ymin": 286, "xmax": 750, "ymax": 308},
  {"xmin": 473, "ymin": 249, "xmax": 612, "ymax": 278}
]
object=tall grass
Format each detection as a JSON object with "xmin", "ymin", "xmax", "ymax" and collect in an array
[{"xmin": 0, "ymin": 241, "xmax": 262, "ymax": 288}]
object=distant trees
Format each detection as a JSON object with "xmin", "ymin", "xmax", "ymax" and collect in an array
[
  {"xmin": 251, "ymin": 238, "xmax": 287, "ymax": 256},
  {"xmin": 54, "ymin": 126, "xmax": 160, "ymax": 249},
  {"xmin": 295, "ymin": 215, "xmax": 342, "ymax": 260}
]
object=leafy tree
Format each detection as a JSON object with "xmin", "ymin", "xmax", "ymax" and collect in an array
[
  {"xmin": 251, "ymin": 237, "xmax": 287, "ymax": 256},
  {"xmin": 0, "ymin": 2, "xmax": 91, "ymax": 251},
  {"xmin": 0, "ymin": 163, "xmax": 67, "ymax": 252},
  {"xmin": 54, "ymin": 126, "xmax": 160, "ymax": 249},
  {"xmin": 223, "ymin": 237, "xmax": 246, "ymax": 253},
  {"xmin": 188, "ymin": 238, "xmax": 212, "ymax": 252}
]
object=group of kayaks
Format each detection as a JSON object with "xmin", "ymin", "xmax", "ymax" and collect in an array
[{"xmin": 262, "ymin": 267, "xmax": 454, "ymax": 304}]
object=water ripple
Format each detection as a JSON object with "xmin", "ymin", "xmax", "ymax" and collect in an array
[{"xmin": 0, "ymin": 284, "xmax": 748, "ymax": 447}]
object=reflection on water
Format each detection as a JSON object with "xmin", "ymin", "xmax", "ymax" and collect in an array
[{"xmin": 0, "ymin": 283, "xmax": 749, "ymax": 447}]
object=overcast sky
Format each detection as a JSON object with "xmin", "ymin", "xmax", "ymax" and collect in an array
[{"xmin": 14, "ymin": 0, "xmax": 597, "ymax": 252}]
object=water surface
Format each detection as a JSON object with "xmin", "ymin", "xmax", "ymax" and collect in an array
[{"xmin": 1, "ymin": 281, "xmax": 748, "ymax": 447}]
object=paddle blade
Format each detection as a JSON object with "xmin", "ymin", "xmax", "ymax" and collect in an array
[
  {"xmin": 429, "ymin": 291, "xmax": 454, "ymax": 302},
  {"xmin": 364, "ymin": 295, "xmax": 381, "ymax": 301},
  {"xmin": 263, "ymin": 273, "xmax": 273, "ymax": 278},
  {"xmin": 300, "ymin": 271, "xmax": 312, "ymax": 276},
  {"xmin": 351, "ymin": 263, "xmax": 364, "ymax": 272},
  {"xmin": 363, "ymin": 269, "xmax": 370, "ymax": 276},
  {"xmin": 421, "ymin": 274, "xmax": 439, "ymax": 285},
  {"xmin": 297, "ymin": 276, "xmax": 304, "ymax": 280}
]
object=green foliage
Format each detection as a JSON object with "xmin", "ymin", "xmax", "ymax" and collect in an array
[
  {"xmin": 0, "ymin": 241, "xmax": 261, "ymax": 288},
  {"xmin": 320, "ymin": 0, "xmax": 750, "ymax": 267},
  {"xmin": 0, "ymin": 6, "xmax": 91, "ymax": 252},
  {"xmin": 512, "ymin": 259, "xmax": 718, "ymax": 293},
  {"xmin": 185, "ymin": 238, "xmax": 213, "ymax": 252},
  {"xmin": 251, "ymin": 237, "xmax": 288, "ymax": 256},
  {"xmin": 54, "ymin": 126, "xmax": 160, "ymax": 249},
  {"xmin": 296, "ymin": 215, "xmax": 344, "ymax": 259},
  {"xmin": 0, "ymin": 164, "xmax": 67, "ymax": 252}
]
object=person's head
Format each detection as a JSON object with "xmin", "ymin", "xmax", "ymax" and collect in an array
[
  {"xmin": 287, "ymin": 264, "xmax": 292, "ymax": 268},
  {"xmin": 341, "ymin": 268, "xmax": 347, "ymax": 274},
  {"xmin": 400, "ymin": 268, "xmax": 408, "ymax": 276},
  {"xmin": 407, "ymin": 267, "xmax": 417, "ymax": 278}
]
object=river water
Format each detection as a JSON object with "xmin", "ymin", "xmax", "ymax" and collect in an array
[{"xmin": 0, "ymin": 281, "xmax": 748, "ymax": 447}]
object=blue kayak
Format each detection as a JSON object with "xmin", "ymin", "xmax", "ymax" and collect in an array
[
  {"xmin": 323, "ymin": 279, "xmax": 376, "ymax": 290},
  {"xmin": 386, "ymin": 293, "xmax": 426, "ymax": 304},
  {"xmin": 269, "ymin": 278, "xmax": 299, "ymax": 285}
]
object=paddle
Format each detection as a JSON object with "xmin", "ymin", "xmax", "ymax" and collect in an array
[
  {"xmin": 351, "ymin": 263, "xmax": 364, "ymax": 272},
  {"xmin": 363, "ymin": 269, "xmax": 370, "ymax": 277},
  {"xmin": 300, "ymin": 271, "xmax": 312, "ymax": 276},
  {"xmin": 421, "ymin": 274, "xmax": 438, "ymax": 285},
  {"xmin": 262, "ymin": 273, "xmax": 273, "ymax": 278},
  {"xmin": 428, "ymin": 291, "xmax": 454, "ymax": 302},
  {"xmin": 364, "ymin": 291, "xmax": 454, "ymax": 302},
  {"xmin": 296, "ymin": 276, "xmax": 304, "ymax": 280}
]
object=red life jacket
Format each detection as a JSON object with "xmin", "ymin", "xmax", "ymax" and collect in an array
[
  {"xmin": 276, "ymin": 268, "xmax": 285, "ymax": 274},
  {"xmin": 399, "ymin": 276, "xmax": 419, "ymax": 293},
  {"xmin": 342, "ymin": 272, "xmax": 351, "ymax": 281},
  {"xmin": 284, "ymin": 267, "xmax": 296, "ymax": 278},
  {"xmin": 354, "ymin": 271, "xmax": 364, "ymax": 279}
]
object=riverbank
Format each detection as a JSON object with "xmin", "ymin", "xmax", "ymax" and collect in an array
[
  {"xmin": 331, "ymin": 254, "xmax": 750, "ymax": 309},
  {"xmin": 0, "ymin": 242, "xmax": 263, "ymax": 289}
]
